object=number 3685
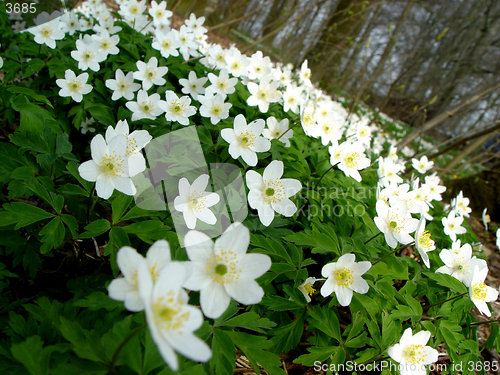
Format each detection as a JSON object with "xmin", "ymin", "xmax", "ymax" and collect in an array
[{"xmin": 6, "ymin": 3, "xmax": 37, "ymax": 13}]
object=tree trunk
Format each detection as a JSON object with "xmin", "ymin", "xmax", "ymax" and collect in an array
[
  {"xmin": 445, "ymin": 133, "xmax": 491, "ymax": 170},
  {"xmin": 397, "ymin": 81, "xmax": 500, "ymax": 150}
]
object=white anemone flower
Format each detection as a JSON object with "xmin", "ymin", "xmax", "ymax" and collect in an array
[
  {"xmin": 441, "ymin": 210, "xmax": 467, "ymax": 242},
  {"xmin": 436, "ymin": 243, "xmax": 487, "ymax": 287},
  {"xmin": 469, "ymin": 266, "xmax": 499, "ymax": 316},
  {"xmin": 246, "ymin": 74, "xmax": 280, "ymax": 113},
  {"xmin": 221, "ymin": 114, "xmax": 271, "ymax": 166},
  {"xmin": 412, "ymin": 156, "xmax": 434, "ymax": 174},
  {"xmin": 183, "ymin": 222, "xmax": 271, "ymax": 319},
  {"xmin": 320, "ymin": 254, "xmax": 371, "ymax": 306},
  {"xmin": 134, "ymin": 57, "xmax": 169, "ymax": 91},
  {"xmin": 152, "ymin": 29, "xmax": 181, "ymax": 59},
  {"xmin": 374, "ymin": 199, "xmax": 419, "ymax": 249},
  {"xmin": 71, "ymin": 38, "xmax": 106, "ymax": 72},
  {"xmin": 262, "ymin": 117, "xmax": 293, "ymax": 147},
  {"xmin": 138, "ymin": 261, "xmax": 212, "ymax": 371},
  {"xmin": 105, "ymin": 119, "xmax": 152, "ymax": 157},
  {"xmin": 337, "ymin": 141, "xmax": 371, "ymax": 182},
  {"xmin": 452, "ymin": 190, "xmax": 472, "ymax": 217},
  {"xmin": 107, "ymin": 240, "xmax": 172, "ymax": 311},
  {"xmin": 245, "ymin": 160, "xmax": 302, "ymax": 226},
  {"xmin": 126, "ymin": 90, "xmax": 165, "ymax": 121},
  {"xmin": 482, "ymin": 208, "xmax": 491, "ymax": 231},
  {"xmin": 179, "ymin": 70, "xmax": 207, "ymax": 100},
  {"xmin": 105, "ymin": 69, "xmax": 141, "ymax": 101},
  {"xmin": 78, "ymin": 134, "xmax": 145, "ymax": 199},
  {"xmin": 198, "ymin": 90, "xmax": 232, "ymax": 125},
  {"xmin": 28, "ymin": 19, "xmax": 65, "ymax": 49},
  {"xmin": 298, "ymin": 277, "xmax": 323, "ymax": 303},
  {"xmin": 173, "ymin": 174, "xmax": 220, "ymax": 229},
  {"xmin": 414, "ymin": 217, "xmax": 436, "ymax": 268},
  {"xmin": 56, "ymin": 69, "xmax": 92, "ymax": 103},
  {"xmin": 159, "ymin": 91, "xmax": 197, "ymax": 125},
  {"xmin": 388, "ymin": 328, "xmax": 438, "ymax": 375},
  {"xmin": 207, "ymin": 68, "xmax": 238, "ymax": 97},
  {"xmin": 496, "ymin": 228, "xmax": 500, "ymax": 248}
]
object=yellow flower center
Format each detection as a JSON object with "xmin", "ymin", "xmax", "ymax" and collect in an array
[
  {"xmin": 69, "ymin": 79, "xmax": 82, "ymax": 92},
  {"xmin": 146, "ymin": 68, "xmax": 156, "ymax": 79},
  {"xmin": 262, "ymin": 180, "xmax": 285, "ymax": 204},
  {"xmin": 344, "ymin": 152, "xmax": 360, "ymax": 169},
  {"xmin": 99, "ymin": 152, "xmax": 124, "ymax": 177},
  {"xmin": 418, "ymin": 230, "xmax": 434, "ymax": 252},
  {"xmin": 334, "ymin": 267, "xmax": 353, "ymax": 288},
  {"xmin": 403, "ymin": 344, "xmax": 426, "ymax": 364},
  {"xmin": 41, "ymin": 25, "xmax": 53, "ymax": 37},
  {"xmin": 153, "ymin": 291, "xmax": 190, "ymax": 331},
  {"xmin": 212, "ymin": 104, "xmax": 222, "ymax": 115},
  {"xmin": 304, "ymin": 282, "xmax": 315, "ymax": 296},
  {"xmin": 206, "ymin": 249, "xmax": 241, "ymax": 285},
  {"xmin": 238, "ymin": 130, "xmax": 256, "ymax": 148},
  {"xmin": 472, "ymin": 282, "xmax": 487, "ymax": 300},
  {"xmin": 169, "ymin": 99, "xmax": 186, "ymax": 114}
]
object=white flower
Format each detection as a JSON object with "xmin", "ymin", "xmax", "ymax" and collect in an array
[
  {"xmin": 159, "ymin": 91, "xmax": 197, "ymax": 125},
  {"xmin": 482, "ymin": 208, "xmax": 490, "ymax": 231},
  {"xmin": 282, "ymin": 84, "xmax": 303, "ymax": 114},
  {"xmin": 178, "ymin": 25, "xmax": 199, "ymax": 60},
  {"xmin": 320, "ymin": 254, "xmax": 371, "ymax": 306},
  {"xmin": 60, "ymin": 11, "xmax": 80, "ymax": 35},
  {"xmin": 198, "ymin": 91, "xmax": 232, "ymax": 125},
  {"xmin": 71, "ymin": 37, "xmax": 106, "ymax": 72},
  {"xmin": 184, "ymin": 13, "xmax": 207, "ymax": 35},
  {"xmin": 423, "ymin": 174, "xmax": 446, "ymax": 202},
  {"xmin": 105, "ymin": 69, "xmax": 141, "ymax": 101},
  {"xmin": 298, "ymin": 277, "xmax": 323, "ymax": 303},
  {"xmin": 94, "ymin": 13, "xmax": 122, "ymax": 34},
  {"xmin": 497, "ymin": 228, "xmax": 500, "ymax": 248},
  {"xmin": 262, "ymin": 117, "xmax": 293, "ymax": 147},
  {"xmin": 247, "ymin": 51, "xmax": 271, "ymax": 80},
  {"xmin": 225, "ymin": 48, "xmax": 250, "ymax": 78},
  {"xmin": 107, "ymin": 240, "xmax": 172, "ymax": 311},
  {"xmin": 298, "ymin": 59, "xmax": 312, "ymax": 87},
  {"xmin": 469, "ymin": 266, "xmax": 499, "ymax": 317},
  {"xmin": 28, "ymin": 19, "xmax": 65, "ymax": 49},
  {"xmin": 374, "ymin": 199, "xmax": 419, "ymax": 249},
  {"xmin": 337, "ymin": 141, "xmax": 371, "ymax": 182},
  {"xmin": 78, "ymin": 134, "xmax": 145, "ymax": 199},
  {"xmin": 221, "ymin": 114, "xmax": 271, "ymax": 166},
  {"xmin": 80, "ymin": 117, "xmax": 96, "ymax": 134},
  {"xmin": 245, "ymin": 160, "xmax": 302, "ymax": 226},
  {"xmin": 207, "ymin": 68, "xmax": 238, "ymax": 98},
  {"xmin": 179, "ymin": 70, "xmax": 207, "ymax": 100},
  {"xmin": 388, "ymin": 328, "xmax": 438, "ymax": 375},
  {"xmin": 246, "ymin": 74, "xmax": 280, "ymax": 113},
  {"xmin": 148, "ymin": 0, "xmax": 173, "ymax": 25},
  {"xmin": 105, "ymin": 119, "xmax": 152, "ymax": 156},
  {"xmin": 452, "ymin": 190, "xmax": 472, "ymax": 217},
  {"xmin": 183, "ymin": 223, "xmax": 271, "ymax": 318},
  {"xmin": 315, "ymin": 112, "xmax": 344, "ymax": 146},
  {"xmin": 412, "ymin": 156, "xmax": 434, "ymax": 174},
  {"xmin": 138, "ymin": 261, "xmax": 211, "ymax": 371},
  {"xmin": 152, "ymin": 29, "xmax": 181, "ymax": 59},
  {"xmin": 134, "ymin": 57, "xmax": 169, "ymax": 91},
  {"xmin": 126, "ymin": 90, "xmax": 165, "ymax": 121},
  {"xmin": 436, "ymin": 243, "xmax": 487, "ymax": 287},
  {"xmin": 92, "ymin": 29, "xmax": 120, "ymax": 56},
  {"xmin": 414, "ymin": 217, "xmax": 435, "ymax": 268},
  {"xmin": 56, "ymin": 69, "xmax": 93, "ymax": 102},
  {"xmin": 174, "ymin": 174, "xmax": 220, "ymax": 229},
  {"xmin": 441, "ymin": 210, "xmax": 467, "ymax": 242}
]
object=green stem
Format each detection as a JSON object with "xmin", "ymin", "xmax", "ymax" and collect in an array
[
  {"xmin": 372, "ymin": 242, "xmax": 414, "ymax": 266},
  {"xmin": 470, "ymin": 317, "xmax": 500, "ymax": 326},
  {"xmin": 107, "ymin": 323, "xmax": 146, "ymax": 375},
  {"xmin": 276, "ymin": 120, "xmax": 300, "ymax": 141},
  {"xmin": 423, "ymin": 292, "xmax": 468, "ymax": 311},
  {"xmin": 364, "ymin": 231, "xmax": 382, "ymax": 245},
  {"xmin": 314, "ymin": 165, "xmax": 334, "ymax": 190},
  {"xmin": 87, "ymin": 184, "xmax": 96, "ymax": 224}
]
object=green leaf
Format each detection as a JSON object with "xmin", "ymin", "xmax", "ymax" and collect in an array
[
  {"xmin": 11, "ymin": 102, "xmax": 59, "ymax": 133},
  {"xmin": 221, "ymin": 312, "xmax": 276, "ymax": 333},
  {"xmin": 294, "ymin": 346, "xmax": 339, "ymax": 366},
  {"xmin": 425, "ymin": 272, "xmax": 467, "ymax": 294},
  {"xmin": 101, "ymin": 316, "xmax": 142, "ymax": 372},
  {"xmin": 269, "ymin": 312, "xmax": 305, "ymax": 354},
  {"xmin": 84, "ymin": 103, "xmax": 115, "ymax": 126},
  {"xmin": 61, "ymin": 214, "xmax": 79, "ymax": 238},
  {"xmin": 285, "ymin": 224, "xmax": 339, "ymax": 255},
  {"xmin": 80, "ymin": 219, "xmax": 111, "ymax": 239},
  {"xmin": 121, "ymin": 205, "xmax": 161, "ymax": 221},
  {"xmin": 122, "ymin": 220, "xmax": 170, "ymax": 243},
  {"xmin": 39, "ymin": 217, "xmax": 65, "ymax": 253},
  {"xmin": 7, "ymin": 86, "xmax": 52, "ymax": 107},
  {"xmin": 73, "ymin": 292, "xmax": 124, "ymax": 311},
  {"xmin": 59, "ymin": 184, "xmax": 89, "ymax": 196},
  {"xmin": 66, "ymin": 162, "xmax": 93, "ymax": 193},
  {"xmin": 260, "ymin": 295, "xmax": 304, "ymax": 311},
  {"xmin": 227, "ymin": 331, "xmax": 285, "ymax": 375},
  {"xmin": 59, "ymin": 317, "xmax": 107, "ymax": 363},
  {"xmin": 210, "ymin": 329, "xmax": 236, "ymax": 375},
  {"xmin": 112, "ymin": 195, "xmax": 133, "ymax": 225},
  {"xmin": 23, "ymin": 58, "xmax": 46, "ymax": 78},
  {"xmin": 250, "ymin": 234, "xmax": 292, "ymax": 264},
  {"xmin": 307, "ymin": 305, "xmax": 342, "ymax": 342},
  {"xmin": 11, "ymin": 336, "xmax": 67, "ymax": 375},
  {"xmin": 0, "ymin": 202, "xmax": 54, "ymax": 229}
]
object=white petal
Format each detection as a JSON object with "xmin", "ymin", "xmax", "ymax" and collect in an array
[
  {"xmin": 95, "ymin": 174, "xmax": 115, "ymax": 199},
  {"xmin": 78, "ymin": 160, "xmax": 100, "ymax": 182},
  {"xmin": 225, "ymin": 278, "xmax": 264, "ymax": 305},
  {"xmin": 263, "ymin": 160, "xmax": 284, "ymax": 181},
  {"xmin": 107, "ymin": 278, "xmax": 134, "ymax": 301},
  {"xmin": 191, "ymin": 174, "xmax": 210, "ymax": 193},
  {"xmin": 114, "ymin": 177, "xmax": 136, "ymax": 196},
  {"xmin": 90, "ymin": 134, "xmax": 107, "ymax": 164},
  {"xmin": 200, "ymin": 281, "xmax": 231, "ymax": 318},
  {"xmin": 216, "ymin": 224, "xmax": 250, "ymax": 258},
  {"xmin": 167, "ymin": 330, "xmax": 212, "ymax": 363},
  {"xmin": 196, "ymin": 208, "xmax": 217, "ymax": 225},
  {"xmin": 271, "ymin": 197, "xmax": 297, "ymax": 217},
  {"xmin": 336, "ymin": 287, "xmax": 353, "ymax": 306},
  {"xmin": 239, "ymin": 253, "xmax": 271, "ymax": 279}
]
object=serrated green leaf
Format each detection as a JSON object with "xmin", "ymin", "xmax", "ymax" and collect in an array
[
  {"xmin": 307, "ymin": 305, "xmax": 341, "ymax": 342},
  {"xmin": 294, "ymin": 346, "xmax": 339, "ymax": 366},
  {"xmin": 11, "ymin": 336, "xmax": 67, "ymax": 375},
  {"xmin": 211, "ymin": 329, "xmax": 235, "ymax": 375},
  {"xmin": 0, "ymin": 202, "xmax": 54, "ymax": 229},
  {"xmin": 221, "ymin": 312, "xmax": 276, "ymax": 333},
  {"xmin": 73, "ymin": 292, "xmax": 124, "ymax": 311},
  {"xmin": 39, "ymin": 217, "xmax": 65, "ymax": 253},
  {"xmin": 59, "ymin": 317, "xmax": 107, "ymax": 363},
  {"xmin": 112, "ymin": 195, "xmax": 133, "ymax": 225}
]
